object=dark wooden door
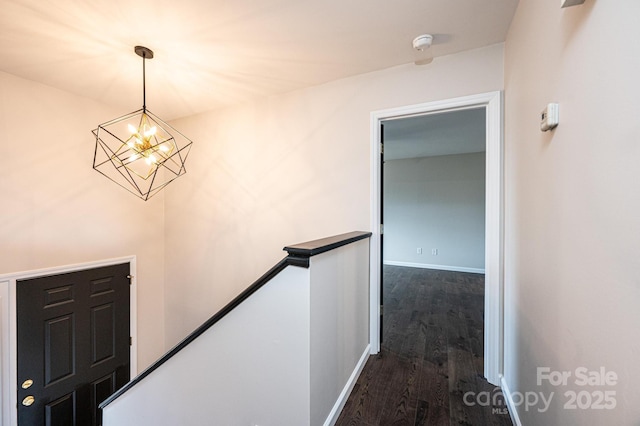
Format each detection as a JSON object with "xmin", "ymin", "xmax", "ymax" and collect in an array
[{"xmin": 17, "ymin": 263, "xmax": 131, "ymax": 426}]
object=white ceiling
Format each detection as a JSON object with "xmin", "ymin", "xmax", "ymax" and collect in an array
[
  {"xmin": 383, "ymin": 108, "xmax": 486, "ymax": 160},
  {"xmin": 0, "ymin": 0, "xmax": 518, "ymax": 120}
]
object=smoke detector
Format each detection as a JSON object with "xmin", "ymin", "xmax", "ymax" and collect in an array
[
  {"xmin": 412, "ymin": 34, "xmax": 433, "ymax": 51},
  {"xmin": 412, "ymin": 34, "xmax": 434, "ymax": 65}
]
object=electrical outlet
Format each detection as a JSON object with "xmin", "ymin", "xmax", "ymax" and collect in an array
[
  {"xmin": 417, "ymin": 248, "xmax": 422, "ymax": 254},
  {"xmin": 431, "ymin": 248, "xmax": 438, "ymax": 256}
]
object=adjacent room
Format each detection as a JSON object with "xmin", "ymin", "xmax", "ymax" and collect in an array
[{"xmin": 336, "ymin": 108, "xmax": 513, "ymax": 424}]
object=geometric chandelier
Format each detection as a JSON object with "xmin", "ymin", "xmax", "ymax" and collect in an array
[{"xmin": 92, "ymin": 46, "xmax": 193, "ymax": 201}]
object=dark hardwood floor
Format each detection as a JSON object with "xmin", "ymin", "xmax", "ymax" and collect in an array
[{"xmin": 335, "ymin": 265, "xmax": 512, "ymax": 426}]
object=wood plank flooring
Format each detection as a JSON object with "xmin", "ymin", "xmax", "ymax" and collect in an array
[{"xmin": 335, "ymin": 266, "xmax": 512, "ymax": 426}]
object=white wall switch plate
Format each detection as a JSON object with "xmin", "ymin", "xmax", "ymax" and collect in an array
[{"xmin": 540, "ymin": 103, "xmax": 559, "ymax": 132}]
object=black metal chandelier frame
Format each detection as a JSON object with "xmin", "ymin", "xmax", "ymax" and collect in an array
[{"xmin": 92, "ymin": 46, "xmax": 193, "ymax": 201}]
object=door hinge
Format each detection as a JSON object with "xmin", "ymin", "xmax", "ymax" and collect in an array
[
  {"xmin": 129, "ymin": 336, "xmax": 132, "ymax": 346},
  {"xmin": 380, "ymin": 305, "xmax": 384, "ymax": 315},
  {"xmin": 380, "ymin": 224, "xmax": 384, "ymax": 235},
  {"xmin": 127, "ymin": 275, "xmax": 134, "ymax": 285},
  {"xmin": 380, "ymin": 143, "xmax": 384, "ymax": 155}
]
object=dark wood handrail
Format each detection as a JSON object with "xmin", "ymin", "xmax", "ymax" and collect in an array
[
  {"xmin": 100, "ymin": 231, "xmax": 371, "ymax": 410},
  {"xmin": 284, "ymin": 231, "xmax": 372, "ymax": 258}
]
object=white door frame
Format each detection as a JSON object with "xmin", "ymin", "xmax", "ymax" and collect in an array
[
  {"xmin": 0, "ymin": 256, "xmax": 138, "ymax": 426},
  {"xmin": 369, "ymin": 91, "xmax": 504, "ymax": 385}
]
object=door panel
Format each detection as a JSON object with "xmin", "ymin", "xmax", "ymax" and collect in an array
[
  {"xmin": 91, "ymin": 303, "xmax": 115, "ymax": 364},
  {"xmin": 45, "ymin": 393, "xmax": 75, "ymax": 426},
  {"xmin": 17, "ymin": 263, "xmax": 130, "ymax": 426},
  {"xmin": 44, "ymin": 314, "xmax": 75, "ymax": 385}
]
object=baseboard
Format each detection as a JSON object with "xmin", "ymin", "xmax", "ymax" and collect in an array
[
  {"xmin": 324, "ymin": 344, "xmax": 371, "ymax": 426},
  {"xmin": 383, "ymin": 260, "xmax": 485, "ymax": 274},
  {"xmin": 500, "ymin": 375, "xmax": 523, "ymax": 426}
]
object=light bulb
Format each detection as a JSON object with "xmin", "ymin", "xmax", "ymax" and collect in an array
[
  {"xmin": 129, "ymin": 154, "xmax": 139, "ymax": 162},
  {"xmin": 144, "ymin": 126, "xmax": 157, "ymax": 137},
  {"xmin": 128, "ymin": 123, "xmax": 138, "ymax": 134}
]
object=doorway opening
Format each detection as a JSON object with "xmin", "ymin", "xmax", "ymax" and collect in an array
[{"xmin": 370, "ymin": 92, "xmax": 503, "ymax": 385}]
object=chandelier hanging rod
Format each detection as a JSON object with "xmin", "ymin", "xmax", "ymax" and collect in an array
[{"xmin": 134, "ymin": 46, "xmax": 154, "ymax": 112}]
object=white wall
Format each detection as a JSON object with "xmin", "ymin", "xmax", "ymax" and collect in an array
[
  {"xmin": 383, "ymin": 153, "xmax": 486, "ymax": 272},
  {"xmin": 164, "ymin": 43, "xmax": 505, "ymax": 345},
  {"xmin": 309, "ymin": 238, "xmax": 370, "ymax": 425},
  {"xmin": 103, "ymin": 266, "xmax": 312, "ymax": 426},
  {"xmin": 0, "ymin": 71, "xmax": 165, "ymax": 369},
  {"xmin": 503, "ymin": 1, "xmax": 640, "ymax": 424}
]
